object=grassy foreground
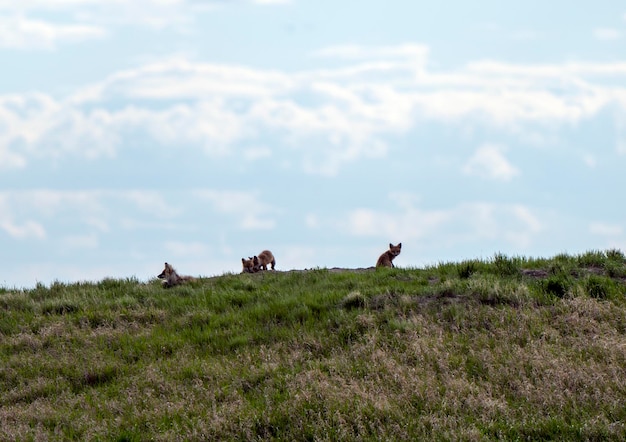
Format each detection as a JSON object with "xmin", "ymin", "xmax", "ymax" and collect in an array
[{"xmin": 2, "ymin": 251, "xmax": 626, "ymax": 441}]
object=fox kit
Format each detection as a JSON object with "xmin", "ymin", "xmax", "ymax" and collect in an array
[
  {"xmin": 254, "ymin": 250, "xmax": 276, "ymax": 271},
  {"xmin": 376, "ymin": 243, "xmax": 402, "ymax": 268},
  {"xmin": 158, "ymin": 262, "xmax": 195, "ymax": 288},
  {"xmin": 241, "ymin": 257, "xmax": 256, "ymax": 273}
]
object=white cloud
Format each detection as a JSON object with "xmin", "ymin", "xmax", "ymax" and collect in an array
[
  {"xmin": 0, "ymin": 146, "xmax": 27, "ymax": 169},
  {"xmin": 511, "ymin": 29, "xmax": 542, "ymax": 41},
  {"xmin": 0, "ymin": 0, "xmax": 102, "ymax": 9},
  {"xmin": 94, "ymin": 59, "xmax": 293, "ymax": 101},
  {"xmin": 164, "ymin": 241, "xmax": 208, "ymax": 257},
  {"xmin": 0, "ymin": 220, "xmax": 46, "ymax": 239},
  {"xmin": 0, "ymin": 1, "xmax": 192, "ymax": 30},
  {"xmin": 590, "ymin": 222, "xmax": 623, "ymax": 236},
  {"xmin": 9, "ymin": 189, "xmax": 105, "ymax": 217},
  {"xmin": 345, "ymin": 205, "xmax": 450, "ymax": 240},
  {"xmin": 305, "ymin": 214, "xmax": 320, "ymax": 229},
  {"xmin": 253, "ymin": 0, "xmax": 291, "ymax": 4},
  {"xmin": 463, "ymin": 144, "xmax": 520, "ymax": 181},
  {"xmin": 0, "ymin": 15, "xmax": 105, "ymax": 49},
  {"xmin": 243, "ymin": 146, "xmax": 272, "ymax": 161},
  {"xmin": 465, "ymin": 60, "xmax": 626, "ymax": 77},
  {"xmin": 275, "ymin": 246, "xmax": 318, "ymax": 271},
  {"xmin": 593, "ymin": 28, "xmax": 621, "ymax": 41},
  {"xmin": 582, "ymin": 153, "xmax": 597, "ymax": 168},
  {"xmin": 617, "ymin": 110, "xmax": 626, "ymax": 154},
  {"xmin": 0, "ymin": 188, "xmax": 280, "ymax": 257},
  {"xmin": 0, "ymin": 0, "xmax": 284, "ymax": 46},
  {"xmin": 342, "ymin": 196, "xmax": 543, "ymax": 250},
  {"xmin": 63, "ymin": 233, "xmax": 99, "ymax": 249},
  {"xmin": 2, "ymin": 48, "xmax": 626, "ymax": 174},
  {"xmin": 123, "ymin": 191, "xmax": 179, "ymax": 218},
  {"xmin": 505, "ymin": 205, "xmax": 543, "ymax": 248},
  {"xmin": 0, "ymin": 93, "xmax": 117, "ymax": 163},
  {"xmin": 313, "ymin": 43, "xmax": 429, "ymax": 63},
  {"xmin": 0, "ymin": 0, "xmax": 280, "ymax": 49},
  {"xmin": 192, "ymin": 189, "xmax": 278, "ymax": 230}
]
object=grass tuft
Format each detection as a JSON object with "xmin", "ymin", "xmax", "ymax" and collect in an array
[
  {"xmin": 341, "ymin": 291, "xmax": 367, "ymax": 310},
  {"xmin": 542, "ymin": 274, "xmax": 571, "ymax": 298},
  {"xmin": 492, "ymin": 253, "xmax": 520, "ymax": 277},
  {"xmin": 457, "ymin": 260, "xmax": 478, "ymax": 279}
]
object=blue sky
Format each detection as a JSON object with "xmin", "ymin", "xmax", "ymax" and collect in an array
[{"xmin": 1, "ymin": 0, "xmax": 625, "ymax": 288}]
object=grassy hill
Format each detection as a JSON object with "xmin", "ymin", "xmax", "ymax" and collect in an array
[{"xmin": 2, "ymin": 250, "xmax": 626, "ymax": 441}]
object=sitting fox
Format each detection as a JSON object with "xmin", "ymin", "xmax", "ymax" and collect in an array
[
  {"xmin": 376, "ymin": 243, "xmax": 402, "ymax": 268},
  {"xmin": 158, "ymin": 262, "xmax": 195, "ymax": 288},
  {"xmin": 241, "ymin": 257, "xmax": 256, "ymax": 273},
  {"xmin": 253, "ymin": 250, "xmax": 276, "ymax": 271}
]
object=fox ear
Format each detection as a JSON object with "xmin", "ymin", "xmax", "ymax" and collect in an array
[
  {"xmin": 398, "ymin": 243, "xmax": 402, "ymax": 248},
  {"xmin": 389, "ymin": 243, "xmax": 393, "ymax": 248},
  {"xmin": 242, "ymin": 258, "xmax": 245, "ymax": 263}
]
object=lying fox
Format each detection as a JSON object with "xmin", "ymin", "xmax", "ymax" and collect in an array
[
  {"xmin": 158, "ymin": 262, "xmax": 195, "ymax": 288},
  {"xmin": 376, "ymin": 243, "xmax": 402, "ymax": 268}
]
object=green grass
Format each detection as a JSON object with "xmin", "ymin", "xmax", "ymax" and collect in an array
[{"xmin": 2, "ymin": 251, "xmax": 626, "ymax": 440}]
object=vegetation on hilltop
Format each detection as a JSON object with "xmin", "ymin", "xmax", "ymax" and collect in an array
[{"xmin": 1, "ymin": 250, "xmax": 626, "ymax": 441}]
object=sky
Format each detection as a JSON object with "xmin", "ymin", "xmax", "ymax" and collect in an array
[{"xmin": 1, "ymin": 0, "xmax": 625, "ymax": 288}]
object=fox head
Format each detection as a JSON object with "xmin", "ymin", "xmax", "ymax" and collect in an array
[
  {"xmin": 241, "ymin": 257, "xmax": 255, "ymax": 273},
  {"xmin": 388, "ymin": 243, "xmax": 402, "ymax": 257},
  {"xmin": 158, "ymin": 262, "xmax": 174, "ymax": 279}
]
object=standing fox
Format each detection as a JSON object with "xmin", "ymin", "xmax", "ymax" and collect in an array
[
  {"xmin": 158, "ymin": 262, "xmax": 195, "ymax": 288},
  {"xmin": 254, "ymin": 250, "xmax": 276, "ymax": 271},
  {"xmin": 376, "ymin": 243, "xmax": 402, "ymax": 268}
]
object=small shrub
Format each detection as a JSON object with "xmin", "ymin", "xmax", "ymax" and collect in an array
[
  {"xmin": 493, "ymin": 253, "xmax": 520, "ymax": 277},
  {"xmin": 337, "ymin": 321, "xmax": 368, "ymax": 345},
  {"xmin": 69, "ymin": 365, "xmax": 120, "ymax": 392},
  {"xmin": 542, "ymin": 275, "xmax": 570, "ymax": 298},
  {"xmin": 605, "ymin": 261, "xmax": 626, "ymax": 278},
  {"xmin": 584, "ymin": 275, "xmax": 623, "ymax": 301},
  {"xmin": 112, "ymin": 431, "xmax": 143, "ymax": 442},
  {"xmin": 41, "ymin": 300, "xmax": 81, "ymax": 315},
  {"xmin": 465, "ymin": 353, "xmax": 487, "ymax": 381},
  {"xmin": 457, "ymin": 260, "xmax": 478, "ymax": 279},
  {"xmin": 547, "ymin": 261, "xmax": 573, "ymax": 277},
  {"xmin": 97, "ymin": 278, "xmax": 125, "ymax": 291},
  {"xmin": 547, "ymin": 263, "xmax": 562, "ymax": 277},
  {"xmin": 433, "ymin": 279, "xmax": 462, "ymax": 299},
  {"xmin": 0, "ymin": 292, "xmax": 35, "ymax": 312},
  {"xmin": 606, "ymin": 248, "xmax": 626, "ymax": 263},
  {"xmin": 553, "ymin": 253, "xmax": 572, "ymax": 262},
  {"xmin": 578, "ymin": 250, "xmax": 606, "ymax": 268},
  {"xmin": 468, "ymin": 278, "xmax": 528, "ymax": 307},
  {"xmin": 586, "ymin": 276, "xmax": 609, "ymax": 299},
  {"xmin": 340, "ymin": 291, "xmax": 367, "ymax": 310}
]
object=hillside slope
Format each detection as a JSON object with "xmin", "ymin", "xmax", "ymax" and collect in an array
[{"xmin": 2, "ymin": 251, "xmax": 626, "ymax": 441}]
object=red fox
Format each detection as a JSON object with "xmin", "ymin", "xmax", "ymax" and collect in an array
[
  {"xmin": 157, "ymin": 262, "xmax": 195, "ymax": 288},
  {"xmin": 241, "ymin": 257, "xmax": 256, "ymax": 273},
  {"xmin": 253, "ymin": 250, "xmax": 276, "ymax": 271},
  {"xmin": 376, "ymin": 243, "xmax": 402, "ymax": 268}
]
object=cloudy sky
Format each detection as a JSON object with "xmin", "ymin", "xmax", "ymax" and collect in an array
[{"xmin": 1, "ymin": 0, "xmax": 625, "ymax": 288}]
